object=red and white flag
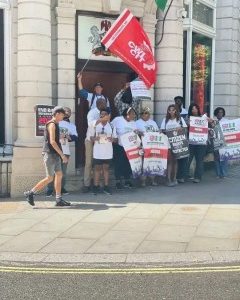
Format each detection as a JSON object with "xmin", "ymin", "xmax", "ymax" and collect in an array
[{"xmin": 101, "ymin": 9, "xmax": 156, "ymax": 88}]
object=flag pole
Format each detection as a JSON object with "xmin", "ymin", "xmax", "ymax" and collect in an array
[{"xmin": 79, "ymin": 53, "xmax": 92, "ymax": 74}]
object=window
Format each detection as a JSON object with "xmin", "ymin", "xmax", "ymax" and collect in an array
[
  {"xmin": 0, "ymin": 9, "xmax": 4, "ymax": 144},
  {"xmin": 191, "ymin": 32, "xmax": 212, "ymax": 115},
  {"xmin": 193, "ymin": 0, "xmax": 213, "ymax": 27}
]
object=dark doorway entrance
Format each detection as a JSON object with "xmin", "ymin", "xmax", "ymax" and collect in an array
[
  {"xmin": 0, "ymin": 9, "xmax": 4, "ymax": 144},
  {"xmin": 75, "ymin": 59, "xmax": 135, "ymax": 167}
]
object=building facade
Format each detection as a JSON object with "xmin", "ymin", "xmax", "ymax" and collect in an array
[{"xmin": 0, "ymin": 0, "xmax": 239, "ymax": 196}]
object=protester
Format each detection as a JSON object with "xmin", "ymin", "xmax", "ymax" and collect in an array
[
  {"xmin": 24, "ymin": 106, "xmax": 70, "ymax": 206},
  {"xmin": 136, "ymin": 107, "xmax": 159, "ymax": 186},
  {"xmin": 77, "ymin": 72, "xmax": 109, "ymax": 110},
  {"xmin": 160, "ymin": 104, "xmax": 187, "ymax": 187},
  {"xmin": 213, "ymin": 107, "xmax": 228, "ymax": 178},
  {"xmin": 174, "ymin": 96, "xmax": 188, "ymax": 120},
  {"xmin": 187, "ymin": 103, "xmax": 210, "ymax": 183},
  {"xmin": 111, "ymin": 107, "xmax": 138, "ymax": 189},
  {"xmin": 82, "ymin": 98, "xmax": 108, "ymax": 193},
  {"xmin": 89, "ymin": 109, "xmax": 117, "ymax": 195},
  {"xmin": 46, "ymin": 107, "xmax": 78, "ymax": 197},
  {"xmin": 114, "ymin": 82, "xmax": 140, "ymax": 116}
]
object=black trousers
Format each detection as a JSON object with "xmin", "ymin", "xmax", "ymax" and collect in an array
[
  {"xmin": 177, "ymin": 157, "xmax": 188, "ymax": 180},
  {"xmin": 188, "ymin": 144, "xmax": 207, "ymax": 180},
  {"xmin": 113, "ymin": 144, "xmax": 132, "ymax": 180}
]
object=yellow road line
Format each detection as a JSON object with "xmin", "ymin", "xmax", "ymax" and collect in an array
[{"xmin": 0, "ymin": 265, "xmax": 240, "ymax": 275}]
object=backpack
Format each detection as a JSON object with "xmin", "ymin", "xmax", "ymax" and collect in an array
[{"xmin": 121, "ymin": 87, "xmax": 133, "ymax": 105}]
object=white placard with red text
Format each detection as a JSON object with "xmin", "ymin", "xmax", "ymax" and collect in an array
[
  {"xmin": 141, "ymin": 132, "xmax": 168, "ymax": 176},
  {"xmin": 189, "ymin": 116, "xmax": 208, "ymax": 145},
  {"xmin": 219, "ymin": 119, "xmax": 240, "ymax": 161},
  {"xmin": 120, "ymin": 132, "xmax": 142, "ymax": 178}
]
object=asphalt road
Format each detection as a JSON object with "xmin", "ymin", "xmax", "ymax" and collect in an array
[{"xmin": 0, "ymin": 264, "xmax": 240, "ymax": 300}]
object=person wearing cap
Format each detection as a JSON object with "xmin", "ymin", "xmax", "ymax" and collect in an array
[
  {"xmin": 77, "ymin": 72, "xmax": 109, "ymax": 110},
  {"xmin": 82, "ymin": 98, "xmax": 108, "ymax": 193},
  {"xmin": 174, "ymin": 96, "xmax": 188, "ymax": 120},
  {"xmin": 46, "ymin": 107, "xmax": 78, "ymax": 197},
  {"xmin": 24, "ymin": 106, "xmax": 71, "ymax": 207},
  {"xmin": 136, "ymin": 107, "xmax": 159, "ymax": 187}
]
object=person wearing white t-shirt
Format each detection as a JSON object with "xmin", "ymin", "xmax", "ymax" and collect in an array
[
  {"xmin": 89, "ymin": 109, "xmax": 117, "ymax": 195},
  {"xmin": 111, "ymin": 107, "xmax": 138, "ymax": 190},
  {"xmin": 136, "ymin": 107, "xmax": 159, "ymax": 187},
  {"xmin": 160, "ymin": 104, "xmax": 187, "ymax": 187}
]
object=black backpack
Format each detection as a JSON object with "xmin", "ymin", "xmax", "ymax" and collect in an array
[{"xmin": 121, "ymin": 87, "xmax": 133, "ymax": 105}]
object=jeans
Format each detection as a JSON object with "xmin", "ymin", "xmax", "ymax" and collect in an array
[
  {"xmin": 214, "ymin": 151, "xmax": 228, "ymax": 177},
  {"xmin": 177, "ymin": 157, "xmax": 188, "ymax": 180},
  {"xmin": 188, "ymin": 145, "xmax": 207, "ymax": 180}
]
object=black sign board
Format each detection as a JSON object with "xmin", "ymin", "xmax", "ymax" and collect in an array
[
  {"xmin": 35, "ymin": 105, "xmax": 54, "ymax": 136},
  {"xmin": 166, "ymin": 127, "xmax": 189, "ymax": 159}
]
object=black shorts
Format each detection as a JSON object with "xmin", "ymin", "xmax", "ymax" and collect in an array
[{"xmin": 93, "ymin": 159, "xmax": 112, "ymax": 166}]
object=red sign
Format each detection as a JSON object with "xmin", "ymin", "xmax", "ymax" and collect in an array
[{"xmin": 101, "ymin": 9, "xmax": 156, "ymax": 88}]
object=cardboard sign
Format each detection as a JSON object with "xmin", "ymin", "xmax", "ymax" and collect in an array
[
  {"xmin": 120, "ymin": 131, "xmax": 142, "ymax": 178},
  {"xmin": 35, "ymin": 105, "xmax": 54, "ymax": 137},
  {"xmin": 219, "ymin": 119, "xmax": 240, "ymax": 161},
  {"xmin": 141, "ymin": 132, "xmax": 168, "ymax": 176},
  {"xmin": 166, "ymin": 128, "xmax": 189, "ymax": 159},
  {"xmin": 189, "ymin": 116, "xmax": 208, "ymax": 145}
]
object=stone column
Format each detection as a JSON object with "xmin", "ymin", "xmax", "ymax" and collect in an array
[
  {"xmin": 141, "ymin": 13, "xmax": 157, "ymax": 114},
  {"xmin": 56, "ymin": 0, "xmax": 76, "ymax": 177},
  {"xmin": 11, "ymin": 0, "xmax": 52, "ymax": 196},
  {"xmin": 154, "ymin": 0, "xmax": 183, "ymax": 124}
]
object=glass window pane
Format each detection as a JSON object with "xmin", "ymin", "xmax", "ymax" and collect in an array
[
  {"xmin": 191, "ymin": 32, "xmax": 212, "ymax": 115},
  {"xmin": 193, "ymin": 0, "xmax": 213, "ymax": 27}
]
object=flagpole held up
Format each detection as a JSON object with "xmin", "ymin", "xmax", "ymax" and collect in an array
[{"xmin": 79, "ymin": 53, "xmax": 92, "ymax": 74}]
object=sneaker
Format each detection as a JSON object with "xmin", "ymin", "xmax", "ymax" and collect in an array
[
  {"xmin": 116, "ymin": 182, "xmax": 123, "ymax": 190},
  {"xmin": 167, "ymin": 181, "xmax": 175, "ymax": 187},
  {"xmin": 61, "ymin": 188, "xmax": 69, "ymax": 195},
  {"xmin": 103, "ymin": 186, "xmax": 112, "ymax": 195},
  {"xmin": 46, "ymin": 190, "xmax": 53, "ymax": 197},
  {"xmin": 82, "ymin": 186, "xmax": 90, "ymax": 193},
  {"xmin": 55, "ymin": 198, "xmax": 71, "ymax": 206},
  {"xmin": 151, "ymin": 181, "xmax": 158, "ymax": 186},
  {"xmin": 193, "ymin": 178, "xmax": 201, "ymax": 183},
  {"xmin": 177, "ymin": 178, "xmax": 185, "ymax": 183},
  {"xmin": 24, "ymin": 191, "xmax": 35, "ymax": 206},
  {"xmin": 92, "ymin": 186, "xmax": 100, "ymax": 195},
  {"xmin": 124, "ymin": 181, "xmax": 133, "ymax": 188}
]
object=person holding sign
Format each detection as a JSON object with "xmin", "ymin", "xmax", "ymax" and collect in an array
[
  {"xmin": 24, "ymin": 106, "xmax": 71, "ymax": 207},
  {"xmin": 136, "ymin": 107, "xmax": 159, "ymax": 186},
  {"xmin": 111, "ymin": 107, "xmax": 138, "ymax": 190},
  {"xmin": 187, "ymin": 103, "xmax": 210, "ymax": 183},
  {"xmin": 89, "ymin": 109, "xmax": 117, "ymax": 195},
  {"xmin": 160, "ymin": 105, "xmax": 188, "ymax": 187}
]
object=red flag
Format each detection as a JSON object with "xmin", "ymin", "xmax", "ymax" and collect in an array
[{"xmin": 101, "ymin": 9, "xmax": 156, "ymax": 88}]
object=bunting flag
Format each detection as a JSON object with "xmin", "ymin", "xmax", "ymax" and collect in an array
[
  {"xmin": 101, "ymin": 9, "xmax": 156, "ymax": 88},
  {"xmin": 155, "ymin": 0, "xmax": 168, "ymax": 11}
]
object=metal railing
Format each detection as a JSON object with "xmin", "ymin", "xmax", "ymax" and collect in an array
[{"xmin": 0, "ymin": 144, "xmax": 13, "ymax": 198}]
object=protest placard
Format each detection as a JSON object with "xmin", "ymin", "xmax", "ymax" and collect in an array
[
  {"xmin": 166, "ymin": 128, "xmax": 189, "ymax": 159},
  {"xmin": 189, "ymin": 116, "xmax": 208, "ymax": 145}
]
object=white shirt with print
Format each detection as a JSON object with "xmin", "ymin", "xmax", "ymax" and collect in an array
[
  {"xmin": 89, "ymin": 122, "xmax": 117, "ymax": 159},
  {"xmin": 160, "ymin": 117, "xmax": 187, "ymax": 131},
  {"xmin": 111, "ymin": 116, "xmax": 137, "ymax": 146},
  {"xmin": 59, "ymin": 120, "xmax": 78, "ymax": 155},
  {"xmin": 135, "ymin": 118, "xmax": 159, "ymax": 133}
]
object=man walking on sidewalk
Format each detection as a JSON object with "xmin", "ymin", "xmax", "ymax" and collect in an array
[{"xmin": 24, "ymin": 106, "xmax": 71, "ymax": 207}]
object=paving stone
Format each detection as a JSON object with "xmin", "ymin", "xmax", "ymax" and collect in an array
[
  {"xmin": 169, "ymin": 204, "xmax": 209, "ymax": 215},
  {"xmin": 12, "ymin": 208, "xmax": 58, "ymax": 220},
  {"xmin": 40, "ymin": 238, "xmax": 95, "ymax": 254},
  {"xmin": 196, "ymin": 220, "xmax": 240, "ymax": 239},
  {"xmin": 0, "ymin": 235, "xmax": 13, "ymax": 246},
  {"xmin": 135, "ymin": 240, "xmax": 187, "ymax": 253},
  {"xmin": 0, "ymin": 218, "xmax": 40, "ymax": 235},
  {"xmin": 29, "ymin": 210, "xmax": 90, "ymax": 232},
  {"xmin": 186, "ymin": 237, "xmax": 240, "ymax": 252},
  {"xmin": 0, "ymin": 231, "xmax": 59, "ymax": 252},
  {"xmin": 126, "ymin": 204, "xmax": 171, "ymax": 219},
  {"xmin": 60, "ymin": 222, "xmax": 112, "ymax": 239},
  {"xmin": 81, "ymin": 208, "xmax": 129, "ymax": 224},
  {"xmin": 205, "ymin": 208, "xmax": 240, "ymax": 222},
  {"xmin": 86, "ymin": 230, "xmax": 147, "ymax": 254},
  {"xmin": 160, "ymin": 213, "xmax": 203, "ymax": 226},
  {"xmin": 147, "ymin": 225, "xmax": 197, "ymax": 243},
  {"xmin": 112, "ymin": 218, "xmax": 158, "ymax": 233}
]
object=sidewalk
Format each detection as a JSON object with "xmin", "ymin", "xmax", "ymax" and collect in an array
[{"xmin": 0, "ymin": 167, "xmax": 240, "ymax": 265}]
